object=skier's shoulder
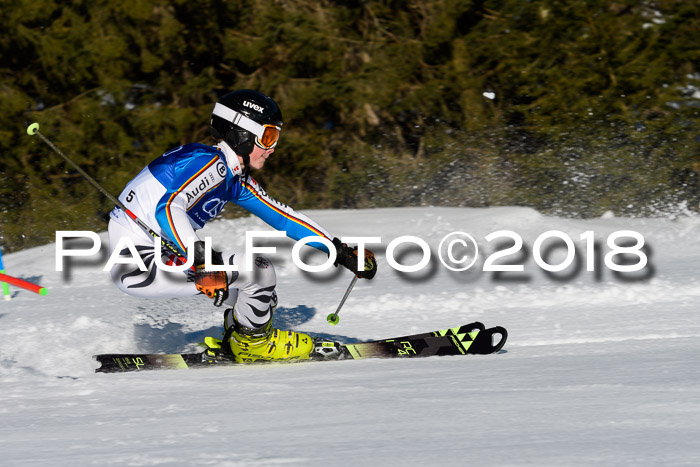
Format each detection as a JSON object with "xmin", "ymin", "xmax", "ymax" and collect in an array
[
  {"xmin": 153, "ymin": 143, "xmax": 223, "ymax": 163},
  {"xmin": 179, "ymin": 144, "xmax": 229, "ymax": 181},
  {"xmin": 175, "ymin": 143, "xmax": 225, "ymax": 164},
  {"xmin": 149, "ymin": 143, "xmax": 228, "ymax": 185},
  {"xmin": 154, "ymin": 143, "xmax": 226, "ymax": 170}
]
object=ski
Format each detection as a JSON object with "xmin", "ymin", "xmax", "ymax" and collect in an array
[
  {"xmin": 382, "ymin": 320, "xmax": 486, "ymax": 342},
  {"xmin": 343, "ymin": 323, "xmax": 506, "ymax": 360},
  {"xmin": 94, "ymin": 322, "xmax": 507, "ymax": 373},
  {"xmin": 94, "ymin": 352, "xmax": 225, "ymax": 373}
]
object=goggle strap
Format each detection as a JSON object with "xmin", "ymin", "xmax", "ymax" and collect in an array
[{"xmin": 213, "ymin": 103, "xmax": 266, "ymax": 139}]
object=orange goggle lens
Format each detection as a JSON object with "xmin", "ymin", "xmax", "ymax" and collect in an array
[{"xmin": 256, "ymin": 125, "xmax": 280, "ymax": 149}]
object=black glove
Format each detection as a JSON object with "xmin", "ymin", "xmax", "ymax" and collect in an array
[
  {"xmin": 193, "ymin": 241, "xmax": 228, "ymax": 306},
  {"xmin": 332, "ymin": 237, "xmax": 378, "ymax": 279}
]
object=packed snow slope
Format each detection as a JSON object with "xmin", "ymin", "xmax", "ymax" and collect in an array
[{"xmin": 1, "ymin": 207, "xmax": 699, "ymax": 466}]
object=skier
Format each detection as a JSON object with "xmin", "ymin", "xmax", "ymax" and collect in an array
[{"xmin": 107, "ymin": 89, "xmax": 377, "ymax": 362}]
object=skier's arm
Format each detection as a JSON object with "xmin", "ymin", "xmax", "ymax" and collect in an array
[
  {"xmin": 154, "ymin": 156, "xmax": 225, "ymax": 257},
  {"xmin": 235, "ymin": 177, "xmax": 332, "ymax": 253},
  {"xmin": 155, "ymin": 196, "xmax": 198, "ymax": 257},
  {"xmin": 235, "ymin": 177, "xmax": 377, "ymax": 279},
  {"xmin": 332, "ymin": 237, "xmax": 378, "ymax": 279}
]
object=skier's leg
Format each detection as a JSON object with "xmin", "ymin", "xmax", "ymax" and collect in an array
[
  {"xmin": 220, "ymin": 253, "xmax": 277, "ymax": 329},
  {"xmin": 107, "ymin": 213, "xmax": 197, "ymax": 299},
  {"xmin": 218, "ymin": 252, "xmax": 314, "ymax": 362}
]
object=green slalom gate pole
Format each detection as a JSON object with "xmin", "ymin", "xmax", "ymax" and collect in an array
[{"xmin": 0, "ymin": 244, "xmax": 10, "ymax": 301}]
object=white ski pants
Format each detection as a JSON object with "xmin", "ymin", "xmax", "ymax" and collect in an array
[{"xmin": 107, "ymin": 209, "xmax": 276, "ymax": 329}]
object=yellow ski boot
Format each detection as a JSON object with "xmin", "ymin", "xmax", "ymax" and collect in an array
[{"xmin": 223, "ymin": 309, "xmax": 314, "ymax": 363}]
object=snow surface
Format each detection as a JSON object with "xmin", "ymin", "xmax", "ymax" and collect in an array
[{"xmin": 1, "ymin": 207, "xmax": 699, "ymax": 466}]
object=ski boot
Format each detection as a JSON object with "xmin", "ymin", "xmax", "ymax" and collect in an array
[
  {"xmin": 222, "ymin": 308, "xmax": 315, "ymax": 363},
  {"xmin": 201, "ymin": 336, "xmax": 235, "ymax": 364}
]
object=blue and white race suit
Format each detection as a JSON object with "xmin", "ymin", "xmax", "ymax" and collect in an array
[{"xmin": 107, "ymin": 141, "xmax": 332, "ymax": 328}]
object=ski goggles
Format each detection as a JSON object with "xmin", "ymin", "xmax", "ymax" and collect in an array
[{"xmin": 213, "ymin": 103, "xmax": 281, "ymax": 149}]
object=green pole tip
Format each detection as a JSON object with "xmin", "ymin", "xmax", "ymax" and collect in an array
[
  {"xmin": 39, "ymin": 288, "xmax": 48, "ymax": 296},
  {"xmin": 27, "ymin": 122, "xmax": 40, "ymax": 135},
  {"xmin": 326, "ymin": 313, "xmax": 340, "ymax": 326}
]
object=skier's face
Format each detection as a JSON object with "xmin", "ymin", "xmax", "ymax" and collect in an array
[{"xmin": 244, "ymin": 145, "xmax": 274, "ymax": 171}]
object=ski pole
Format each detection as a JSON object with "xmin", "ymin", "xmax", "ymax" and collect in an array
[
  {"xmin": 26, "ymin": 122, "xmax": 182, "ymax": 258},
  {"xmin": 326, "ymin": 275, "xmax": 358, "ymax": 326}
]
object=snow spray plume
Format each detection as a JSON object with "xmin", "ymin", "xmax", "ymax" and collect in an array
[{"xmin": 26, "ymin": 122, "xmax": 182, "ymax": 258}]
